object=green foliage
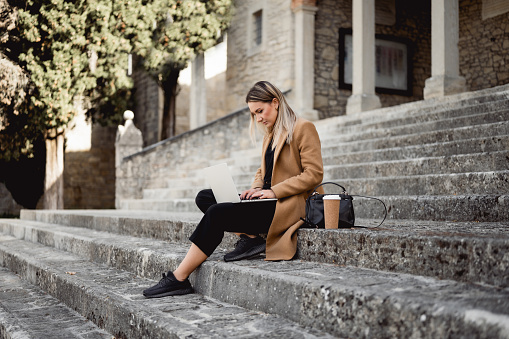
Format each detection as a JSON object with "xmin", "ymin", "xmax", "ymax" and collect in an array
[
  {"xmin": 1, "ymin": 0, "xmax": 233, "ymax": 160},
  {"xmin": 143, "ymin": 0, "xmax": 233, "ymax": 79}
]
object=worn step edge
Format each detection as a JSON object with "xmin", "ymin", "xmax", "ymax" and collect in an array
[
  {"xmin": 1, "ymin": 232, "xmax": 508, "ymax": 338},
  {"xmin": 323, "ymin": 135, "xmax": 509, "ymax": 165},
  {"xmin": 13, "ymin": 212, "xmax": 509, "ymax": 286},
  {"xmin": 330, "ymin": 98, "xmax": 509, "ymax": 134},
  {"xmin": 324, "ymin": 151, "xmax": 509, "ymax": 178},
  {"xmin": 133, "ymin": 193, "xmax": 509, "ymax": 222},
  {"xmin": 318, "ymin": 99, "xmax": 509, "ymax": 137},
  {"xmin": 116, "ymin": 193, "xmax": 509, "ymax": 222},
  {"xmin": 313, "ymin": 85, "xmax": 509, "ymax": 131},
  {"xmin": 0, "ymin": 267, "xmax": 113, "ymax": 339},
  {"xmin": 323, "ymin": 170, "xmax": 509, "ymax": 196},
  {"xmin": 119, "ymin": 199, "xmax": 201, "ymax": 212},
  {"xmin": 0, "ymin": 236, "xmax": 332, "ymax": 339},
  {"xmin": 320, "ymin": 120, "xmax": 509, "ymax": 150},
  {"xmin": 352, "ymin": 194, "xmax": 509, "ymax": 222},
  {"xmin": 319, "ymin": 108, "xmax": 509, "ymax": 145}
]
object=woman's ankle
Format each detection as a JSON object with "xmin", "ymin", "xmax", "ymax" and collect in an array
[{"xmin": 172, "ymin": 270, "xmax": 187, "ymax": 282}]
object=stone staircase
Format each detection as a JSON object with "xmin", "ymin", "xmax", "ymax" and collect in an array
[{"xmin": 0, "ymin": 85, "xmax": 508, "ymax": 338}]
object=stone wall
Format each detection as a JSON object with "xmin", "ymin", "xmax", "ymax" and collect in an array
[
  {"xmin": 225, "ymin": 0, "xmax": 295, "ymax": 113},
  {"xmin": 64, "ymin": 125, "xmax": 116, "ymax": 209},
  {"xmin": 459, "ymin": 0, "xmax": 509, "ymax": 90},
  {"xmin": 314, "ymin": 0, "xmax": 432, "ymax": 119},
  {"xmin": 116, "ymin": 108, "xmax": 254, "ymax": 207},
  {"xmin": 132, "ymin": 69, "xmax": 162, "ymax": 147}
]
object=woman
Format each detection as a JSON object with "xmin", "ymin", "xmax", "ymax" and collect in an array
[{"xmin": 143, "ymin": 81, "xmax": 323, "ymax": 298}]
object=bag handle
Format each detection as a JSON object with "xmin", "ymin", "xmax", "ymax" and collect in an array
[{"xmin": 310, "ymin": 181, "xmax": 348, "ymax": 195}]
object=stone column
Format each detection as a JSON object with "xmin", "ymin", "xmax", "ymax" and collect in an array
[
  {"xmin": 346, "ymin": 0, "xmax": 381, "ymax": 114},
  {"xmin": 423, "ymin": 0, "xmax": 466, "ymax": 99},
  {"xmin": 115, "ymin": 110, "xmax": 143, "ymax": 168},
  {"xmin": 42, "ymin": 128, "xmax": 64, "ymax": 209},
  {"xmin": 292, "ymin": 0, "xmax": 319, "ymax": 121},
  {"xmin": 189, "ymin": 53, "xmax": 207, "ymax": 129}
]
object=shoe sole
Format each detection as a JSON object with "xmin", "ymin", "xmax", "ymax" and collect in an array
[
  {"xmin": 223, "ymin": 243, "xmax": 266, "ymax": 262},
  {"xmin": 143, "ymin": 287, "xmax": 194, "ymax": 299}
]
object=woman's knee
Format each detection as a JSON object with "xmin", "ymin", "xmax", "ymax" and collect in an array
[{"xmin": 195, "ymin": 189, "xmax": 216, "ymax": 213}]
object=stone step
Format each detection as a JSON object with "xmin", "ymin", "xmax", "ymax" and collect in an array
[
  {"xmin": 314, "ymin": 85, "xmax": 509, "ymax": 134},
  {"xmin": 119, "ymin": 198, "xmax": 202, "ymax": 212},
  {"xmin": 0, "ymin": 224, "xmax": 508, "ymax": 338},
  {"xmin": 0, "ymin": 235, "xmax": 333, "ymax": 339},
  {"xmin": 15, "ymin": 210, "xmax": 509, "ymax": 286},
  {"xmin": 321, "ymin": 120, "xmax": 508, "ymax": 162},
  {"xmin": 156, "ymin": 133, "xmax": 509, "ymax": 196},
  {"xmin": 317, "ymin": 98, "xmax": 509, "ymax": 137},
  {"xmin": 320, "ymin": 110, "xmax": 509, "ymax": 147},
  {"xmin": 0, "ymin": 266, "xmax": 113, "ymax": 339},
  {"xmin": 325, "ymin": 150, "xmax": 509, "ymax": 179},
  {"xmin": 324, "ymin": 170, "xmax": 509, "ymax": 196},
  {"xmin": 351, "ymin": 194, "xmax": 509, "ymax": 222},
  {"xmin": 324, "ymin": 134, "xmax": 509, "ymax": 165},
  {"xmin": 154, "ymin": 151, "xmax": 508, "ymax": 199},
  {"xmin": 117, "ymin": 191, "xmax": 509, "ymax": 222},
  {"xmin": 143, "ymin": 186, "xmax": 202, "ymax": 200}
]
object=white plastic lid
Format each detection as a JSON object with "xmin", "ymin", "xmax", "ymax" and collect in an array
[{"xmin": 323, "ymin": 195, "xmax": 341, "ymax": 200}]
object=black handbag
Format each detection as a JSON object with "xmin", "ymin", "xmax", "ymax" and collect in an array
[{"xmin": 300, "ymin": 182, "xmax": 387, "ymax": 229}]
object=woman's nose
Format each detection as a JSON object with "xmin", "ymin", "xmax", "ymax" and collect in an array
[{"xmin": 257, "ymin": 116, "xmax": 262, "ymax": 122}]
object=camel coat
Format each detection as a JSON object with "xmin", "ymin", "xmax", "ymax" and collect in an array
[{"xmin": 251, "ymin": 118, "xmax": 323, "ymax": 260}]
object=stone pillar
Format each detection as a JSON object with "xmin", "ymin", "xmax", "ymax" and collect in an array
[
  {"xmin": 346, "ymin": 0, "xmax": 381, "ymax": 114},
  {"xmin": 292, "ymin": 0, "xmax": 319, "ymax": 121},
  {"xmin": 189, "ymin": 53, "xmax": 207, "ymax": 129},
  {"xmin": 423, "ymin": 0, "xmax": 466, "ymax": 99},
  {"xmin": 115, "ymin": 110, "xmax": 143, "ymax": 168},
  {"xmin": 42, "ymin": 129, "xmax": 64, "ymax": 209}
]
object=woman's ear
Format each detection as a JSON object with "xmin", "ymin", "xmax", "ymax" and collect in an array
[{"xmin": 272, "ymin": 98, "xmax": 279, "ymax": 111}]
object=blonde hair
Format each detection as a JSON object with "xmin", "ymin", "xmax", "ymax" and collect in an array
[{"xmin": 245, "ymin": 81, "xmax": 297, "ymax": 149}]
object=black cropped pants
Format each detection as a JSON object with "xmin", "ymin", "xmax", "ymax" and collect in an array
[{"xmin": 189, "ymin": 189, "xmax": 276, "ymax": 256}]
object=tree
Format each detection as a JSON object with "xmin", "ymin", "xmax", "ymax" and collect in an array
[
  {"xmin": 1, "ymin": 0, "xmax": 141, "ymax": 208},
  {"xmin": 141, "ymin": 0, "xmax": 233, "ymax": 139},
  {"xmin": 0, "ymin": 0, "xmax": 232, "ymax": 209}
]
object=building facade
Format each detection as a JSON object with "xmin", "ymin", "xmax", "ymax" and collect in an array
[{"xmin": 215, "ymin": 0, "xmax": 508, "ymax": 121}]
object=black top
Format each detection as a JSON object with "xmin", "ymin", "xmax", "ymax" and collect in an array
[{"xmin": 263, "ymin": 141, "xmax": 274, "ymax": 190}]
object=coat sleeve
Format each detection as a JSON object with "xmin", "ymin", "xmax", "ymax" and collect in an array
[
  {"xmin": 270, "ymin": 120, "xmax": 323, "ymax": 198},
  {"xmin": 251, "ymin": 166, "xmax": 264, "ymax": 189}
]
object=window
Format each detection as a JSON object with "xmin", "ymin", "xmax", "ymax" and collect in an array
[
  {"xmin": 252, "ymin": 10, "xmax": 263, "ymax": 47},
  {"xmin": 247, "ymin": 5, "xmax": 264, "ymax": 56}
]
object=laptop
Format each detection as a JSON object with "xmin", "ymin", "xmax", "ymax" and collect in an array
[{"xmin": 203, "ymin": 163, "xmax": 277, "ymax": 203}]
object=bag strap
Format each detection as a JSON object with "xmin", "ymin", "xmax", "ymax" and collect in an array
[
  {"xmin": 306, "ymin": 182, "xmax": 388, "ymax": 228},
  {"xmin": 351, "ymin": 194, "xmax": 388, "ymax": 228},
  {"xmin": 310, "ymin": 181, "xmax": 347, "ymax": 195}
]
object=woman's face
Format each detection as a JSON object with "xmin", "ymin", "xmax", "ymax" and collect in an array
[{"xmin": 248, "ymin": 99, "xmax": 279, "ymax": 129}]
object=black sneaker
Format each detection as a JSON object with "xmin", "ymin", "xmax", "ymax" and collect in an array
[
  {"xmin": 223, "ymin": 234, "xmax": 266, "ymax": 262},
  {"xmin": 143, "ymin": 271, "xmax": 194, "ymax": 298}
]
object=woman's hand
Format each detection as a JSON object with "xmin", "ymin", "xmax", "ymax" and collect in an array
[
  {"xmin": 240, "ymin": 188, "xmax": 262, "ymax": 200},
  {"xmin": 251, "ymin": 189, "xmax": 276, "ymax": 200}
]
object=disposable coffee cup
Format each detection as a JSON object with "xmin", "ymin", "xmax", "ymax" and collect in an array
[{"xmin": 323, "ymin": 195, "xmax": 341, "ymax": 229}]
